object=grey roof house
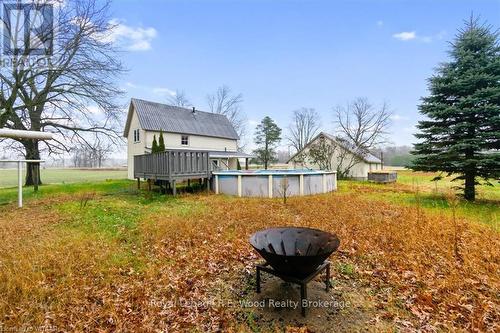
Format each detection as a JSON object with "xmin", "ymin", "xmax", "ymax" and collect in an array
[{"xmin": 124, "ymin": 98, "xmax": 252, "ymax": 179}]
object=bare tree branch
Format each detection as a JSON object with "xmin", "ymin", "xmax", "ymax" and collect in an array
[
  {"xmin": 333, "ymin": 97, "xmax": 392, "ymax": 150},
  {"xmin": 0, "ymin": 0, "xmax": 126, "ymax": 185},
  {"xmin": 287, "ymin": 107, "xmax": 320, "ymax": 153},
  {"xmin": 167, "ymin": 90, "xmax": 191, "ymax": 107},
  {"xmin": 207, "ymin": 85, "xmax": 246, "ymax": 147}
]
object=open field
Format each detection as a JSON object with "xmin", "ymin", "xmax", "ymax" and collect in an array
[
  {"xmin": 0, "ymin": 172, "xmax": 498, "ymax": 332},
  {"xmin": 0, "ymin": 168, "xmax": 127, "ymax": 188}
]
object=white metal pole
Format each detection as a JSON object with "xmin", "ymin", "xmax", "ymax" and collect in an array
[
  {"xmin": 18, "ymin": 161, "xmax": 22, "ymax": 208},
  {"xmin": 0, "ymin": 128, "xmax": 53, "ymax": 140}
]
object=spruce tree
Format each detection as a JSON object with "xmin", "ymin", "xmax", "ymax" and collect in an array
[
  {"xmin": 158, "ymin": 130, "xmax": 166, "ymax": 152},
  {"xmin": 253, "ymin": 116, "xmax": 282, "ymax": 169},
  {"xmin": 411, "ymin": 17, "xmax": 500, "ymax": 201},
  {"xmin": 152, "ymin": 135, "xmax": 159, "ymax": 153}
]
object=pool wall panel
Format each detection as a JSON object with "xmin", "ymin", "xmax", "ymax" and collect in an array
[
  {"xmin": 242, "ymin": 176, "xmax": 269, "ymax": 197},
  {"xmin": 303, "ymin": 174, "xmax": 323, "ymax": 195},
  {"xmin": 218, "ymin": 175, "xmax": 238, "ymax": 196},
  {"xmin": 326, "ymin": 174, "xmax": 336, "ymax": 191},
  {"xmin": 272, "ymin": 175, "xmax": 300, "ymax": 198}
]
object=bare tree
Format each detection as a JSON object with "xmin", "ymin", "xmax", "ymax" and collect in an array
[
  {"xmin": 72, "ymin": 146, "xmax": 93, "ymax": 168},
  {"xmin": 92, "ymin": 136, "xmax": 114, "ymax": 168},
  {"xmin": 0, "ymin": 0, "xmax": 126, "ymax": 185},
  {"xmin": 72, "ymin": 136, "xmax": 113, "ymax": 168},
  {"xmin": 301, "ymin": 135, "xmax": 336, "ymax": 171},
  {"xmin": 287, "ymin": 108, "xmax": 321, "ymax": 153},
  {"xmin": 295, "ymin": 134, "xmax": 368, "ymax": 178},
  {"xmin": 168, "ymin": 90, "xmax": 191, "ymax": 107},
  {"xmin": 207, "ymin": 85, "xmax": 246, "ymax": 143},
  {"xmin": 277, "ymin": 175, "xmax": 290, "ymax": 205},
  {"xmin": 333, "ymin": 98, "xmax": 391, "ymax": 150},
  {"xmin": 276, "ymin": 149, "xmax": 291, "ymax": 164}
]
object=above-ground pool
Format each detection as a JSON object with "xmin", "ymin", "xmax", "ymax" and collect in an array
[{"xmin": 212, "ymin": 169, "xmax": 337, "ymax": 198}]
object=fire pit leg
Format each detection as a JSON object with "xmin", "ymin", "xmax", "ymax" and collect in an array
[
  {"xmin": 300, "ymin": 283, "xmax": 307, "ymax": 316},
  {"xmin": 254, "ymin": 262, "xmax": 332, "ymax": 317},
  {"xmin": 325, "ymin": 262, "xmax": 330, "ymax": 291},
  {"xmin": 256, "ymin": 266, "xmax": 261, "ymax": 293}
]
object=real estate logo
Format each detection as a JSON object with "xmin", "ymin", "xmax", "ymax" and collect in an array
[{"xmin": 1, "ymin": 0, "xmax": 56, "ymax": 68}]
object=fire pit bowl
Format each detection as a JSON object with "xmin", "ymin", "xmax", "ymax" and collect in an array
[{"xmin": 249, "ymin": 227, "xmax": 340, "ymax": 278}]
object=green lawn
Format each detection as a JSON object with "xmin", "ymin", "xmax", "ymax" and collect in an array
[
  {"xmin": 395, "ymin": 169, "xmax": 500, "ymax": 201},
  {"xmin": 0, "ymin": 168, "xmax": 127, "ymax": 188},
  {"xmin": 1, "ymin": 168, "xmax": 498, "ymax": 227},
  {"xmin": 339, "ymin": 170, "xmax": 499, "ymax": 228}
]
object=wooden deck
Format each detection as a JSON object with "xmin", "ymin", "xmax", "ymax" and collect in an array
[{"xmin": 134, "ymin": 150, "xmax": 211, "ymax": 194}]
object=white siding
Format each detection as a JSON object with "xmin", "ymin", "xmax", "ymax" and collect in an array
[
  {"xmin": 144, "ymin": 131, "xmax": 237, "ymax": 152},
  {"xmin": 126, "ymin": 109, "xmax": 238, "ymax": 179},
  {"xmin": 127, "ymin": 110, "xmax": 147, "ymax": 179},
  {"xmin": 289, "ymin": 137, "xmax": 381, "ymax": 180}
]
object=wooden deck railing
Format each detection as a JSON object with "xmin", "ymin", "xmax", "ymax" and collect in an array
[{"xmin": 134, "ymin": 150, "xmax": 211, "ymax": 181}]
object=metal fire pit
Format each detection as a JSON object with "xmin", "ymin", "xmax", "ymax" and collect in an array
[{"xmin": 249, "ymin": 227, "xmax": 340, "ymax": 316}]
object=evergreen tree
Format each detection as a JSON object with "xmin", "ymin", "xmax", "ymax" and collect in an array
[
  {"xmin": 411, "ymin": 17, "xmax": 500, "ymax": 201},
  {"xmin": 158, "ymin": 130, "xmax": 166, "ymax": 152},
  {"xmin": 253, "ymin": 116, "xmax": 282, "ymax": 169},
  {"xmin": 152, "ymin": 135, "xmax": 159, "ymax": 153}
]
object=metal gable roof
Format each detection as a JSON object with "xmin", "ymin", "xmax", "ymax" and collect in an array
[{"xmin": 125, "ymin": 98, "xmax": 239, "ymax": 140}]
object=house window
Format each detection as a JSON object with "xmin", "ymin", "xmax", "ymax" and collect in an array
[
  {"xmin": 133, "ymin": 129, "xmax": 140, "ymax": 143},
  {"xmin": 181, "ymin": 135, "xmax": 189, "ymax": 146}
]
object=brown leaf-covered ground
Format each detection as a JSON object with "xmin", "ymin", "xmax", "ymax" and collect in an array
[{"xmin": 0, "ymin": 178, "xmax": 498, "ymax": 332}]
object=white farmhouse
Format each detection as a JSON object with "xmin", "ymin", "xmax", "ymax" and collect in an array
[
  {"xmin": 288, "ymin": 132, "xmax": 382, "ymax": 180},
  {"xmin": 124, "ymin": 98, "xmax": 251, "ymax": 180}
]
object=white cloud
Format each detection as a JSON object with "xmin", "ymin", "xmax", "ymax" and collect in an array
[
  {"xmin": 153, "ymin": 87, "xmax": 176, "ymax": 96},
  {"xmin": 393, "ymin": 30, "xmax": 447, "ymax": 43},
  {"xmin": 122, "ymin": 83, "xmax": 176, "ymax": 97},
  {"xmin": 248, "ymin": 119, "xmax": 259, "ymax": 126},
  {"xmin": 376, "ymin": 20, "xmax": 384, "ymax": 27},
  {"xmin": 105, "ymin": 19, "xmax": 157, "ymax": 51},
  {"xmin": 390, "ymin": 114, "xmax": 408, "ymax": 121},
  {"xmin": 393, "ymin": 31, "xmax": 416, "ymax": 41}
]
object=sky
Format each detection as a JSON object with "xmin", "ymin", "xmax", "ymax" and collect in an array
[{"xmin": 107, "ymin": 0, "xmax": 500, "ymax": 153}]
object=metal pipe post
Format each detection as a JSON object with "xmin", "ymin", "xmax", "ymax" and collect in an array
[{"xmin": 18, "ymin": 161, "xmax": 22, "ymax": 208}]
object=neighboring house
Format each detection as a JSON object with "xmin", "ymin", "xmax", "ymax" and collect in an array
[
  {"xmin": 124, "ymin": 98, "xmax": 252, "ymax": 180},
  {"xmin": 288, "ymin": 132, "xmax": 382, "ymax": 180}
]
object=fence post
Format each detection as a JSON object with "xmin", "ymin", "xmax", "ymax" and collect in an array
[{"xmin": 18, "ymin": 161, "xmax": 22, "ymax": 208}]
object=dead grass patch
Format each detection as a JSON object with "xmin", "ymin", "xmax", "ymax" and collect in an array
[{"xmin": 0, "ymin": 186, "xmax": 498, "ymax": 332}]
